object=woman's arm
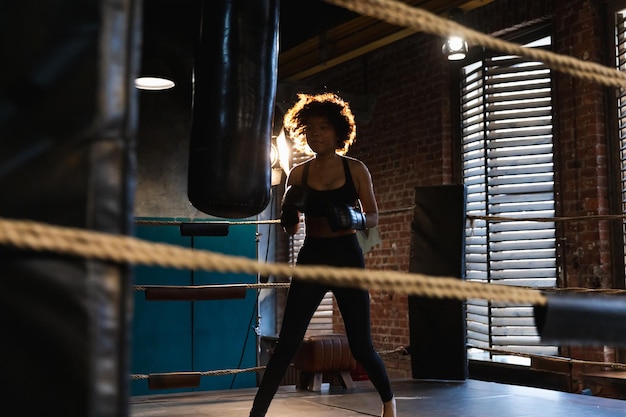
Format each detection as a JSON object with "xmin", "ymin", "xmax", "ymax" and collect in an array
[{"xmin": 280, "ymin": 165, "xmax": 305, "ymax": 235}]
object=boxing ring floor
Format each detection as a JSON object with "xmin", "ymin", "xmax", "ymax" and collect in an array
[{"xmin": 130, "ymin": 378, "xmax": 625, "ymax": 417}]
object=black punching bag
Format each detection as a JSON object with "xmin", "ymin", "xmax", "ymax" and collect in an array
[{"xmin": 188, "ymin": 0, "xmax": 279, "ymax": 218}]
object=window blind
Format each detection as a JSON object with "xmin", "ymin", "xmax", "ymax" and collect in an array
[{"xmin": 461, "ymin": 35, "xmax": 558, "ymax": 362}]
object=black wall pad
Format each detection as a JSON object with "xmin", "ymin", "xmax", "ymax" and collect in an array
[
  {"xmin": 179, "ymin": 222, "xmax": 230, "ymax": 236},
  {"xmin": 408, "ymin": 184, "xmax": 468, "ymax": 380},
  {"xmin": 534, "ymin": 294, "xmax": 626, "ymax": 347},
  {"xmin": 148, "ymin": 372, "xmax": 202, "ymax": 390},
  {"xmin": 0, "ymin": 1, "xmax": 140, "ymax": 415},
  {"xmin": 145, "ymin": 286, "xmax": 246, "ymax": 301}
]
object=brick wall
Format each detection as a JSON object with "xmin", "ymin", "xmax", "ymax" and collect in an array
[
  {"xmin": 551, "ymin": 0, "xmax": 616, "ymax": 374},
  {"xmin": 553, "ymin": 0, "xmax": 612, "ymax": 290},
  {"xmin": 298, "ymin": 0, "xmax": 619, "ymax": 381}
]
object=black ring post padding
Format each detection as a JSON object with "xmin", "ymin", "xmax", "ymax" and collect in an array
[
  {"xmin": 145, "ymin": 286, "xmax": 246, "ymax": 301},
  {"xmin": 179, "ymin": 222, "xmax": 230, "ymax": 236},
  {"xmin": 148, "ymin": 372, "xmax": 202, "ymax": 390},
  {"xmin": 1, "ymin": 0, "xmax": 139, "ymax": 414},
  {"xmin": 534, "ymin": 294, "xmax": 626, "ymax": 347}
]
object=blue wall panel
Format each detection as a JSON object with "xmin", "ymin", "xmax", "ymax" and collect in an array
[
  {"xmin": 193, "ymin": 224, "xmax": 258, "ymax": 390},
  {"xmin": 130, "ymin": 221, "xmax": 258, "ymax": 396}
]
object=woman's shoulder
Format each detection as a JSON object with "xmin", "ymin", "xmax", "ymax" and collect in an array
[
  {"xmin": 290, "ymin": 158, "xmax": 314, "ymax": 174},
  {"xmin": 342, "ymin": 155, "xmax": 369, "ymax": 172},
  {"xmin": 286, "ymin": 158, "xmax": 314, "ymax": 185}
]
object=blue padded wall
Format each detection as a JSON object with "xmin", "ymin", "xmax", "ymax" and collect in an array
[{"xmin": 130, "ymin": 220, "xmax": 258, "ymax": 395}]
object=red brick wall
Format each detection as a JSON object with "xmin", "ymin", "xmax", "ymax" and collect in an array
[
  {"xmin": 553, "ymin": 0, "xmax": 612, "ymax": 290},
  {"xmin": 551, "ymin": 0, "xmax": 616, "ymax": 371},
  {"xmin": 299, "ymin": 0, "xmax": 617, "ymax": 379}
]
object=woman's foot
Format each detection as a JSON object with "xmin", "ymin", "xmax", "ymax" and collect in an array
[{"xmin": 382, "ymin": 396, "xmax": 396, "ymax": 417}]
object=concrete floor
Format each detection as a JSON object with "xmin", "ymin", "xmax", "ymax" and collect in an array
[{"xmin": 130, "ymin": 378, "xmax": 626, "ymax": 417}]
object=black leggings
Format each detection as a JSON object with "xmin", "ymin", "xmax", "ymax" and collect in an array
[{"xmin": 249, "ymin": 234, "xmax": 393, "ymax": 417}]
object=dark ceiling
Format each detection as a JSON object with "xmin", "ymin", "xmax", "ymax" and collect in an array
[
  {"xmin": 279, "ymin": 0, "xmax": 360, "ymax": 51},
  {"xmin": 139, "ymin": 0, "xmax": 494, "ymax": 97},
  {"xmin": 139, "ymin": 0, "xmax": 357, "ymax": 86},
  {"xmin": 141, "ymin": 0, "xmax": 357, "ymax": 55}
]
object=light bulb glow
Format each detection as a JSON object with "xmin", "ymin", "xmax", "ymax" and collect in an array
[{"xmin": 448, "ymin": 37, "xmax": 465, "ymax": 52}]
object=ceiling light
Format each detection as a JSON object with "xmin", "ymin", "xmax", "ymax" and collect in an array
[
  {"xmin": 135, "ymin": 59, "xmax": 175, "ymax": 90},
  {"xmin": 442, "ymin": 36, "xmax": 468, "ymax": 61},
  {"xmin": 135, "ymin": 76, "xmax": 175, "ymax": 90}
]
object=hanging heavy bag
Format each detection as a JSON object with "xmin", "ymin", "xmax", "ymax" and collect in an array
[{"xmin": 188, "ymin": 0, "xmax": 279, "ymax": 218}]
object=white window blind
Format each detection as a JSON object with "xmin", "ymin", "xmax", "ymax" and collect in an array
[{"xmin": 461, "ymin": 35, "xmax": 558, "ymax": 363}]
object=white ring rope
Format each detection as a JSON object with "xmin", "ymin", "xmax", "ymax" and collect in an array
[{"xmin": 0, "ymin": 216, "xmax": 547, "ymax": 306}]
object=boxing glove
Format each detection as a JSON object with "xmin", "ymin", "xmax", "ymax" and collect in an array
[
  {"xmin": 280, "ymin": 208, "xmax": 300, "ymax": 228},
  {"xmin": 282, "ymin": 185, "xmax": 307, "ymax": 211},
  {"xmin": 327, "ymin": 204, "xmax": 366, "ymax": 231},
  {"xmin": 280, "ymin": 185, "xmax": 307, "ymax": 228}
]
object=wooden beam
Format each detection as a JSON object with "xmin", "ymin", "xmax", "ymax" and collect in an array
[{"xmin": 278, "ymin": 0, "xmax": 494, "ymax": 81}]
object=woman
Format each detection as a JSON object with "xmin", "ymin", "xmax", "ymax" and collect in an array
[{"xmin": 249, "ymin": 93, "xmax": 396, "ymax": 417}]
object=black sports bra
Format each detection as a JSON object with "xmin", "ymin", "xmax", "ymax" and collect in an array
[{"xmin": 301, "ymin": 157, "xmax": 359, "ymax": 217}]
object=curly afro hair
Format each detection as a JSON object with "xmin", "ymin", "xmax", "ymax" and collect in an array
[{"xmin": 282, "ymin": 92, "xmax": 356, "ymax": 156}]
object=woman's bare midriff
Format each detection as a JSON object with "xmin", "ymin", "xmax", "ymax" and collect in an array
[{"xmin": 304, "ymin": 216, "xmax": 356, "ymax": 238}]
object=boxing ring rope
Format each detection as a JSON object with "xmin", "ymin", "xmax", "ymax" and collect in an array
[
  {"xmin": 469, "ymin": 214, "xmax": 626, "ymax": 223},
  {"xmin": 468, "ymin": 345, "xmax": 626, "ymax": 371},
  {"xmin": 0, "ymin": 216, "xmax": 547, "ymax": 305},
  {"xmin": 129, "ymin": 366, "xmax": 268, "ymax": 390},
  {"xmin": 8, "ymin": 211, "xmax": 626, "ymax": 384},
  {"xmin": 6, "ymin": 216, "xmax": 626, "ymax": 386},
  {"xmin": 129, "ymin": 343, "xmax": 626, "ymax": 386},
  {"xmin": 135, "ymin": 219, "xmax": 281, "ymax": 226},
  {"xmin": 2, "ymin": 215, "xmax": 626, "ymax": 381},
  {"xmin": 133, "ymin": 283, "xmax": 626, "ymax": 297},
  {"xmin": 134, "ymin": 283, "xmax": 291, "ymax": 291},
  {"xmin": 382, "ymin": 205, "xmax": 626, "ymax": 224},
  {"xmin": 130, "ymin": 206, "xmax": 626, "ymax": 381}
]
